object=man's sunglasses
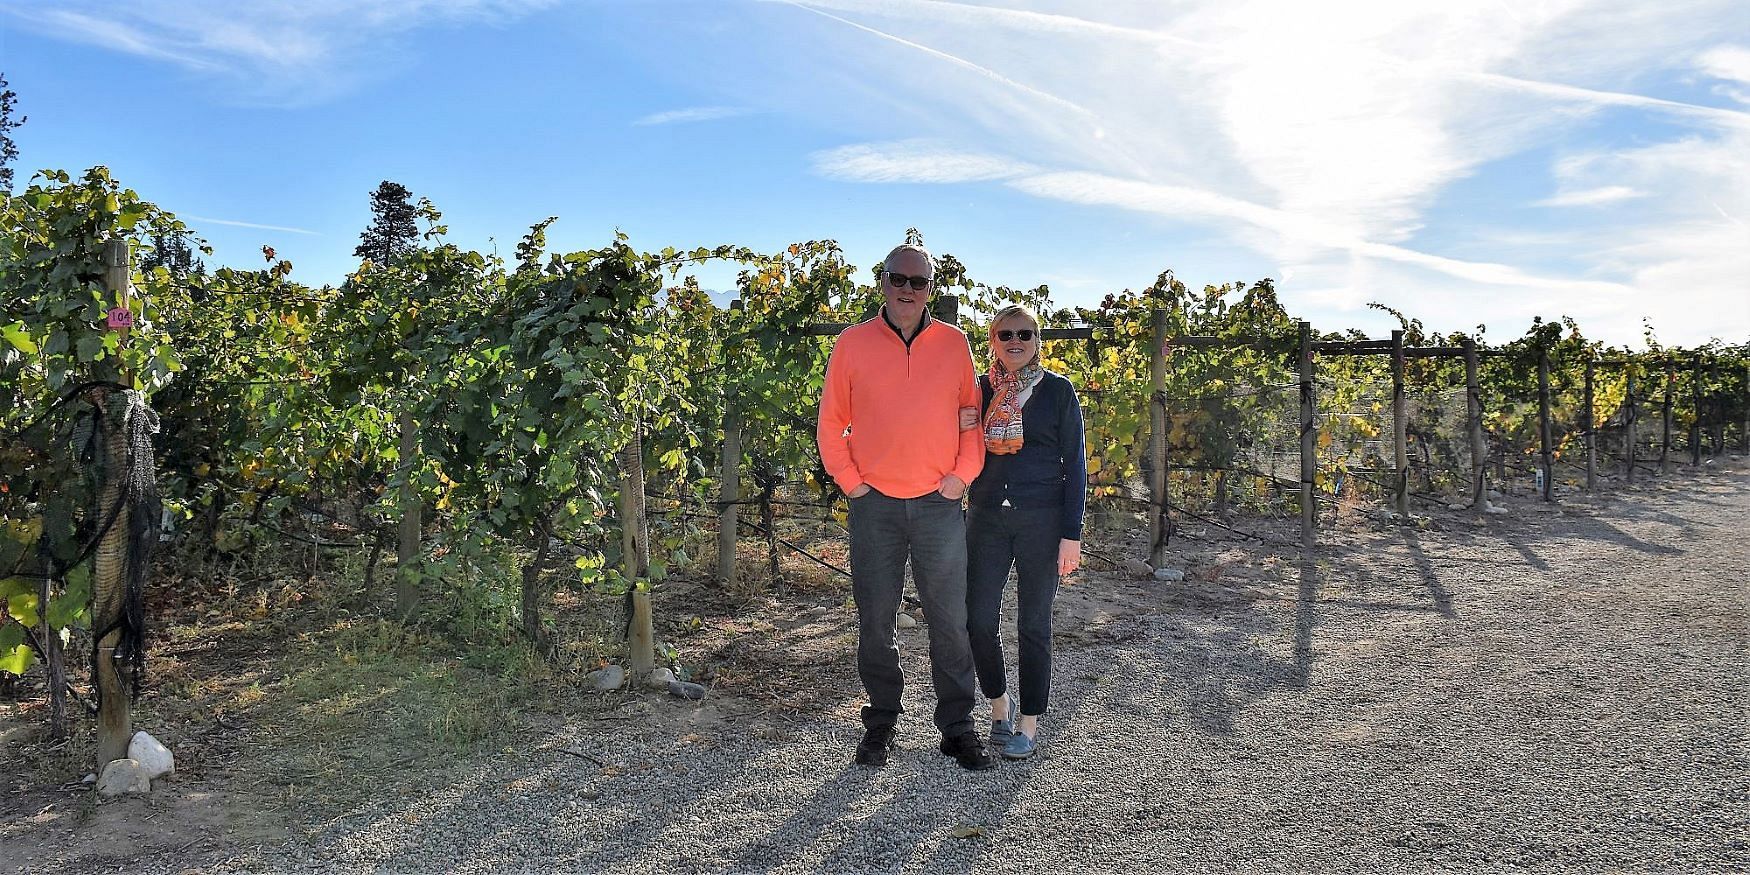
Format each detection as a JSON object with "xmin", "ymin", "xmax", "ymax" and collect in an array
[
  {"xmin": 995, "ymin": 329, "xmax": 1036, "ymax": 342},
  {"xmin": 884, "ymin": 271, "xmax": 932, "ymax": 291}
]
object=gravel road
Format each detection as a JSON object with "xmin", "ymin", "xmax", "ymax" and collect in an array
[{"xmin": 195, "ymin": 470, "xmax": 1750, "ymax": 872}]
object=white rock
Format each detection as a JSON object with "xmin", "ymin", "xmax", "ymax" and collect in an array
[
  {"xmin": 81, "ymin": 772, "xmax": 96, "ymax": 784},
  {"xmin": 644, "ymin": 667, "xmax": 676, "ymax": 690},
  {"xmin": 1152, "ymin": 567, "xmax": 1186, "ymax": 582},
  {"xmin": 128, "ymin": 731, "xmax": 175, "ymax": 781},
  {"xmin": 1446, "ymin": 502, "xmax": 1468, "ymax": 511},
  {"xmin": 587, "ymin": 665, "xmax": 625, "ymax": 692},
  {"xmin": 1484, "ymin": 503, "xmax": 1510, "ymax": 515},
  {"xmin": 896, "ymin": 612, "xmax": 918, "ymax": 629},
  {"xmin": 96, "ymin": 758, "xmax": 151, "ymax": 798}
]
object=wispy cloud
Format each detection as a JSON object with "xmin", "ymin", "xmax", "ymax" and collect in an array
[
  {"xmin": 185, "ymin": 215, "xmax": 320, "ymax": 236},
  {"xmin": 774, "ymin": 0, "xmax": 1101, "ymax": 125},
  {"xmin": 759, "ymin": 0, "xmax": 1748, "ymax": 344},
  {"xmin": 2, "ymin": 0, "xmax": 557, "ymax": 101},
  {"xmin": 632, "ymin": 106, "xmax": 755, "ymax": 126},
  {"xmin": 812, "ymin": 141, "xmax": 1037, "ymax": 183},
  {"xmin": 1534, "ymin": 186, "xmax": 1647, "ymax": 207}
]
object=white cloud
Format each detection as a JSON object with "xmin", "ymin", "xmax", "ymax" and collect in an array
[
  {"xmin": 760, "ymin": 0, "xmax": 1748, "ymax": 345},
  {"xmin": 2, "ymin": 0, "xmax": 557, "ymax": 100},
  {"xmin": 1535, "ymin": 186, "xmax": 1647, "ymax": 207},
  {"xmin": 632, "ymin": 106, "xmax": 756, "ymax": 126},
  {"xmin": 812, "ymin": 141, "xmax": 1038, "ymax": 183},
  {"xmin": 1696, "ymin": 45, "xmax": 1750, "ymax": 85}
]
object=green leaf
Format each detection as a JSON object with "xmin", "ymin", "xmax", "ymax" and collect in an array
[
  {"xmin": 0, "ymin": 624, "xmax": 33, "ymax": 676},
  {"xmin": 1, "ymin": 322, "xmax": 37, "ymax": 354},
  {"xmin": 0, "ymin": 578, "xmax": 34, "ymax": 601},
  {"xmin": 48, "ymin": 566, "xmax": 91, "ymax": 630},
  {"xmin": 7, "ymin": 592, "xmax": 41, "ymax": 628},
  {"xmin": 118, "ymin": 204, "xmax": 148, "ymax": 231}
]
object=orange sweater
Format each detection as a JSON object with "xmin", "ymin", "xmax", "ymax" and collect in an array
[{"xmin": 817, "ymin": 312, "xmax": 985, "ymax": 499}]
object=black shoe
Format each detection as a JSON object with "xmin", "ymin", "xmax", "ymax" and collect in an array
[
  {"xmin": 939, "ymin": 731, "xmax": 995, "ymax": 771},
  {"xmin": 855, "ymin": 724, "xmax": 898, "ymax": 767}
]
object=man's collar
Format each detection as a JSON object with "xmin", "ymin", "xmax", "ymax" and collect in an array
[{"xmin": 880, "ymin": 305, "xmax": 930, "ymax": 340}]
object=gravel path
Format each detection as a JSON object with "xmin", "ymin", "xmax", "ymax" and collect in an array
[{"xmin": 236, "ymin": 470, "xmax": 1748, "ymax": 873}]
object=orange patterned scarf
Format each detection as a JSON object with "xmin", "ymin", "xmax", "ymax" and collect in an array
[{"xmin": 984, "ymin": 360, "xmax": 1044, "ymax": 455}]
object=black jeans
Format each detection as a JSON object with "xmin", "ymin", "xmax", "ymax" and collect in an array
[
  {"xmin": 965, "ymin": 504, "xmax": 1060, "ymax": 717},
  {"xmin": 848, "ymin": 488, "xmax": 978, "ymax": 737}
]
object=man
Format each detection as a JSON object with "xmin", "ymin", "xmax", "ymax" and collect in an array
[{"xmin": 817, "ymin": 242, "xmax": 992, "ymax": 770}]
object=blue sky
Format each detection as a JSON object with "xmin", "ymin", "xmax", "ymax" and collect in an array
[{"xmin": 3, "ymin": 0, "xmax": 1747, "ymax": 347}]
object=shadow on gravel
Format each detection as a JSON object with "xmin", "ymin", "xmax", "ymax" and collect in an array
[
  {"xmin": 1567, "ymin": 516, "xmax": 1685, "ymax": 556},
  {"xmin": 723, "ymin": 764, "xmax": 879, "ymax": 872},
  {"xmin": 1400, "ymin": 533, "xmax": 1456, "ymax": 618}
]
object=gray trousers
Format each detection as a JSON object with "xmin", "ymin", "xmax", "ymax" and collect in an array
[{"xmin": 848, "ymin": 488, "xmax": 978, "ymax": 737}]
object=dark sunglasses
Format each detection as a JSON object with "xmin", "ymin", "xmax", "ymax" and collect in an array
[
  {"xmin": 884, "ymin": 271, "xmax": 932, "ymax": 291},
  {"xmin": 995, "ymin": 329, "xmax": 1036, "ymax": 342}
]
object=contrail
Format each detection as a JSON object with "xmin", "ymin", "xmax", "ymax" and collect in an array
[
  {"xmin": 186, "ymin": 215, "xmax": 320, "ymax": 235},
  {"xmin": 773, "ymin": 0, "xmax": 1101, "ymax": 123},
  {"xmin": 779, "ymin": 0, "xmax": 1750, "ymax": 128}
]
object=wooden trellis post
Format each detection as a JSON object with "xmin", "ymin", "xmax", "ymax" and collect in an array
[
  {"xmin": 717, "ymin": 299, "xmax": 743, "ymax": 590},
  {"xmin": 1583, "ymin": 355, "xmax": 1596, "ymax": 491},
  {"xmin": 1742, "ymin": 362, "xmax": 1749, "ymax": 455},
  {"xmin": 1690, "ymin": 357, "xmax": 1703, "ymax": 466},
  {"xmin": 1462, "ymin": 338, "xmax": 1486, "ymax": 509},
  {"xmin": 1625, "ymin": 366, "xmax": 1637, "ymax": 484},
  {"xmin": 1298, "ymin": 321, "xmax": 1316, "ymax": 549},
  {"xmin": 1660, "ymin": 360, "xmax": 1674, "ymax": 474},
  {"xmin": 1390, "ymin": 330, "xmax": 1408, "ymax": 516},
  {"xmin": 1537, "ymin": 346, "xmax": 1553, "ymax": 502},
  {"xmin": 1148, "ymin": 308, "xmax": 1171, "ymax": 570},
  {"xmin": 619, "ymin": 428, "xmax": 653, "ymax": 677},
  {"xmin": 396, "ymin": 406, "xmax": 419, "ymax": 617},
  {"xmin": 94, "ymin": 239, "xmax": 133, "ymax": 767}
]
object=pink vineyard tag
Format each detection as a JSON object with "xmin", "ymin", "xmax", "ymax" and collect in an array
[{"xmin": 107, "ymin": 307, "xmax": 135, "ymax": 330}]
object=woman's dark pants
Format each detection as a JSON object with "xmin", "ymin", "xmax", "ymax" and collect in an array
[{"xmin": 965, "ymin": 504, "xmax": 1060, "ymax": 716}]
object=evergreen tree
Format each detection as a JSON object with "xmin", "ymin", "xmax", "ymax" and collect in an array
[
  {"xmin": 0, "ymin": 73, "xmax": 26, "ymax": 193},
  {"xmin": 353, "ymin": 180, "xmax": 418, "ymax": 266}
]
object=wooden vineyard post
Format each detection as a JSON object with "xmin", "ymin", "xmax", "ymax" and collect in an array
[
  {"xmin": 717, "ymin": 299, "xmax": 743, "ymax": 590},
  {"xmin": 1148, "ymin": 308, "xmax": 1171, "ymax": 570},
  {"xmin": 1743, "ymin": 362, "xmax": 1750, "ymax": 455},
  {"xmin": 628, "ymin": 589, "xmax": 655, "ymax": 679},
  {"xmin": 1298, "ymin": 322, "xmax": 1316, "ymax": 549},
  {"xmin": 619, "ymin": 429, "xmax": 654, "ymax": 677},
  {"xmin": 1660, "ymin": 360, "xmax": 1674, "ymax": 474},
  {"xmin": 1690, "ymin": 357, "xmax": 1703, "ymax": 467},
  {"xmin": 1625, "ymin": 366, "xmax": 1637, "ymax": 484},
  {"xmin": 1390, "ymin": 330, "xmax": 1408, "ymax": 516},
  {"xmin": 1463, "ymin": 339, "xmax": 1486, "ymax": 509},
  {"xmin": 92, "ymin": 239, "xmax": 133, "ymax": 766},
  {"xmin": 395, "ymin": 406, "xmax": 420, "ymax": 617},
  {"xmin": 1583, "ymin": 355, "xmax": 1596, "ymax": 491},
  {"xmin": 1537, "ymin": 345, "xmax": 1553, "ymax": 502},
  {"xmin": 933, "ymin": 292, "xmax": 959, "ymax": 325},
  {"xmin": 1711, "ymin": 359, "xmax": 1725, "ymax": 461}
]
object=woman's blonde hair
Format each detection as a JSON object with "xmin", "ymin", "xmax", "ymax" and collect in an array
[{"xmin": 989, "ymin": 304, "xmax": 1041, "ymax": 332}]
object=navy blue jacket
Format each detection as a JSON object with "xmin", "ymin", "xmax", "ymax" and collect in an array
[{"xmin": 969, "ymin": 370, "xmax": 1088, "ymax": 541}]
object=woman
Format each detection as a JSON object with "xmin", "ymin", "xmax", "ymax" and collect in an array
[{"xmin": 963, "ymin": 304, "xmax": 1087, "ymax": 760}]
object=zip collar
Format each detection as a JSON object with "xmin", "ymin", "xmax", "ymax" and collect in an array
[{"xmin": 880, "ymin": 305, "xmax": 931, "ymax": 349}]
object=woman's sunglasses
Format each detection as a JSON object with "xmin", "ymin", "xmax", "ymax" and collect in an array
[
  {"xmin": 995, "ymin": 329, "xmax": 1036, "ymax": 342},
  {"xmin": 884, "ymin": 271, "xmax": 932, "ymax": 291}
]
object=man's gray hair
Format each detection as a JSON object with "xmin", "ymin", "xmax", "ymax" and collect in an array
[{"xmin": 883, "ymin": 243, "xmax": 934, "ymax": 277}]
